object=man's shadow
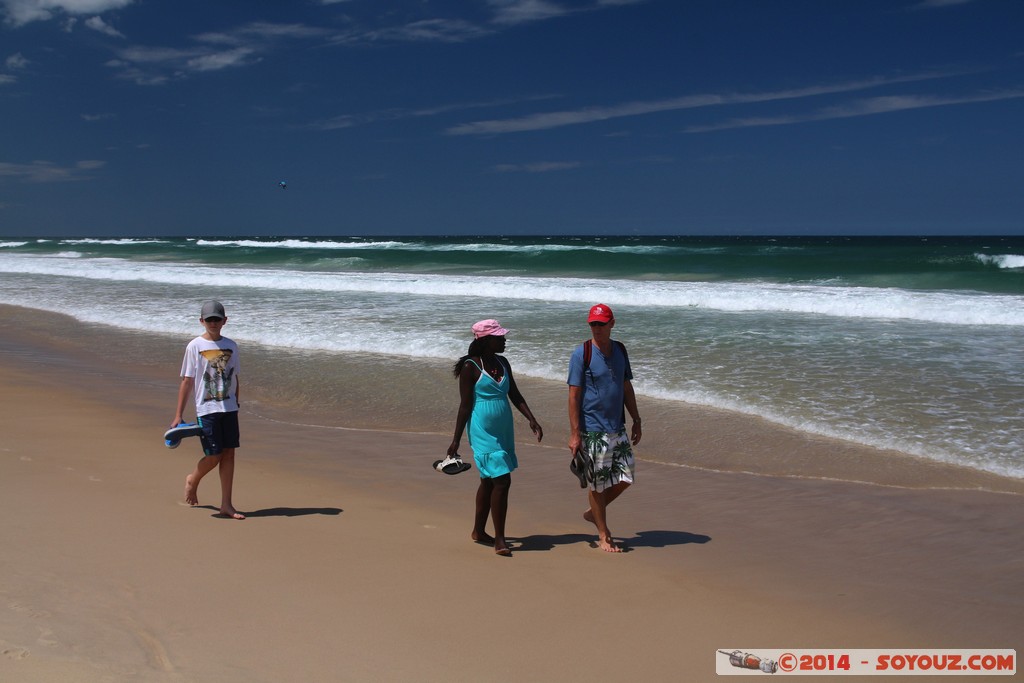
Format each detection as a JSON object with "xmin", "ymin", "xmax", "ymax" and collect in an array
[
  {"xmin": 512, "ymin": 529, "xmax": 710, "ymax": 552},
  {"xmin": 623, "ymin": 529, "xmax": 711, "ymax": 548},
  {"xmin": 198, "ymin": 505, "xmax": 343, "ymax": 518}
]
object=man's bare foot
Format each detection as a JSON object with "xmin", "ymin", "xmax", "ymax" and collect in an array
[
  {"xmin": 219, "ymin": 507, "xmax": 245, "ymax": 520},
  {"xmin": 599, "ymin": 537, "xmax": 623, "ymax": 553},
  {"xmin": 184, "ymin": 475, "xmax": 198, "ymax": 506},
  {"xmin": 472, "ymin": 531, "xmax": 496, "ymax": 545},
  {"xmin": 495, "ymin": 540, "xmax": 511, "ymax": 556}
]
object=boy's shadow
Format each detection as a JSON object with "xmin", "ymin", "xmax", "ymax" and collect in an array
[
  {"xmin": 512, "ymin": 529, "xmax": 711, "ymax": 552},
  {"xmin": 197, "ymin": 505, "xmax": 343, "ymax": 518}
]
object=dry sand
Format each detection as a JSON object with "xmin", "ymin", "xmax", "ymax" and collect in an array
[{"xmin": 0, "ymin": 310, "xmax": 1021, "ymax": 682}]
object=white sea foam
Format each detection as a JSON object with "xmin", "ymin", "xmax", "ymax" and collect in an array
[
  {"xmin": 1, "ymin": 254, "xmax": 1021, "ymax": 327},
  {"xmin": 190, "ymin": 238, "xmax": 673, "ymax": 254},
  {"xmin": 61, "ymin": 238, "xmax": 169, "ymax": 245},
  {"xmin": 3, "ymin": 250, "xmax": 1022, "ymax": 481},
  {"xmin": 977, "ymin": 253, "xmax": 1024, "ymax": 270},
  {"xmin": 194, "ymin": 239, "xmax": 410, "ymax": 250}
]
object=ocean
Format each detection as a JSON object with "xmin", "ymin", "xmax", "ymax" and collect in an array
[{"xmin": 1, "ymin": 235, "xmax": 1022, "ymax": 482}]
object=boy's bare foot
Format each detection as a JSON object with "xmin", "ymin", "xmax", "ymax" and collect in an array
[
  {"xmin": 599, "ymin": 537, "xmax": 623, "ymax": 553},
  {"xmin": 472, "ymin": 531, "xmax": 496, "ymax": 545},
  {"xmin": 220, "ymin": 507, "xmax": 245, "ymax": 520},
  {"xmin": 495, "ymin": 544, "xmax": 512, "ymax": 556},
  {"xmin": 184, "ymin": 475, "xmax": 198, "ymax": 505}
]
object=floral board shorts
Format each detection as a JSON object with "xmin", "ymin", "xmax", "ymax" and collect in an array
[{"xmin": 580, "ymin": 428, "xmax": 635, "ymax": 493}]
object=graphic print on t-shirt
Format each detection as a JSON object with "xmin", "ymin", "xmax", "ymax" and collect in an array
[{"xmin": 199, "ymin": 348, "xmax": 235, "ymax": 404}]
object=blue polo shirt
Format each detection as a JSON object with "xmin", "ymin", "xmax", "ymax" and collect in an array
[{"xmin": 567, "ymin": 340, "xmax": 633, "ymax": 433}]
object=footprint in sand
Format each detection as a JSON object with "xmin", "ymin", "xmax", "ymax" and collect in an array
[
  {"xmin": 3, "ymin": 646, "xmax": 30, "ymax": 660},
  {"xmin": 9, "ymin": 601, "xmax": 51, "ymax": 619},
  {"xmin": 36, "ymin": 626, "xmax": 58, "ymax": 648}
]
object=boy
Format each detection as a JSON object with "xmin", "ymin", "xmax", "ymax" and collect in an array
[{"xmin": 172, "ymin": 300, "xmax": 244, "ymax": 519}]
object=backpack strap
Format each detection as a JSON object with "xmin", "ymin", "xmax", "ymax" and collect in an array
[{"xmin": 583, "ymin": 339, "xmax": 627, "ymax": 371}]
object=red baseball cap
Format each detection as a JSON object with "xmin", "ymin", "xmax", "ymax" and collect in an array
[{"xmin": 587, "ymin": 304, "xmax": 614, "ymax": 323}]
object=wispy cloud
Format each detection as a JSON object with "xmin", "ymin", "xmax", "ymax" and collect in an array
[
  {"xmin": 6, "ymin": 52, "xmax": 29, "ymax": 69},
  {"xmin": 329, "ymin": 18, "xmax": 492, "ymax": 45},
  {"xmin": 307, "ymin": 95, "xmax": 561, "ymax": 131},
  {"xmin": 85, "ymin": 15, "xmax": 122, "ymax": 37},
  {"xmin": 488, "ymin": 0, "xmax": 571, "ymax": 26},
  {"xmin": 491, "ymin": 161, "xmax": 582, "ymax": 172},
  {"xmin": 0, "ymin": 159, "xmax": 106, "ymax": 182},
  {"xmin": 108, "ymin": 22, "xmax": 331, "ymax": 84},
  {"xmin": 445, "ymin": 71, "xmax": 970, "ymax": 135},
  {"xmin": 911, "ymin": 0, "xmax": 977, "ymax": 9},
  {"xmin": 1, "ymin": 0, "xmax": 134, "ymax": 27},
  {"xmin": 486, "ymin": 0, "xmax": 648, "ymax": 26},
  {"xmin": 685, "ymin": 89, "xmax": 1024, "ymax": 133},
  {"xmin": 0, "ymin": 73, "xmax": 15, "ymax": 85},
  {"xmin": 327, "ymin": 1, "xmax": 644, "ymax": 44}
]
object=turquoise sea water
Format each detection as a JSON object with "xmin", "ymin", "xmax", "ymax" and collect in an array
[{"xmin": 1, "ymin": 235, "xmax": 1022, "ymax": 479}]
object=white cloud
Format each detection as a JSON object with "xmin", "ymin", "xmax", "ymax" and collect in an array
[
  {"xmin": 0, "ymin": 74, "xmax": 15, "ymax": 85},
  {"xmin": 186, "ymin": 47, "xmax": 257, "ymax": 72},
  {"xmin": 1, "ymin": 0, "xmax": 134, "ymax": 27},
  {"xmin": 84, "ymin": 14, "xmax": 122, "ymax": 37},
  {"xmin": 912, "ymin": 0, "xmax": 976, "ymax": 8},
  {"xmin": 332, "ymin": 18, "xmax": 491, "ymax": 44},
  {"xmin": 196, "ymin": 22, "xmax": 333, "ymax": 46},
  {"xmin": 6, "ymin": 52, "xmax": 29, "ymax": 69},
  {"xmin": 488, "ymin": 0, "xmax": 570, "ymax": 26},
  {"xmin": 685, "ymin": 90, "xmax": 1024, "ymax": 133},
  {"xmin": 0, "ymin": 159, "xmax": 106, "ymax": 182},
  {"xmin": 306, "ymin": 115, "xmax": 357, "ymax": 131},
  {"xmin": 445, "ymin": 70, "xmax": 978, "ymax": 135},
  {"xmin": 110, "ymin": 21, "xmax": 331, "ymax": 84},
  {"xmin": 492, "ymin": 161, "xmax": 582, "ymax": 172},
  {"xmin": 486, "ymin": 0, "xmax": 649, "ymax": 26}
]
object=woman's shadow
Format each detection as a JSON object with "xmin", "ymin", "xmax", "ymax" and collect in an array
[
  {"xmin": 199, "ymin": 506, "xmax": 343, "ymax": 518},
  {"xmin": 512, "ymin": 529, "xmax": 710, "ymax": 552}
]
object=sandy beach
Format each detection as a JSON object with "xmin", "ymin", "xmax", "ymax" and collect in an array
[{"xmin": 1, "ymin": 305, "xmax": 1021, "ymax": 682}]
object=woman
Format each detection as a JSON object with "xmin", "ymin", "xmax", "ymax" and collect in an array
[{"xmin": 447, "ymin": 319, "xmax": 543, "ymax": 556}]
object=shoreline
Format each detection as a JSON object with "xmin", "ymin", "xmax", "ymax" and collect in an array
[
  {"xmin": 1, "ymin": 304, "xmax": 1022, "ymax": 680},
  {"xmin": 3, "ymin": 304, "xmax": 1019, "ymax": 494}
]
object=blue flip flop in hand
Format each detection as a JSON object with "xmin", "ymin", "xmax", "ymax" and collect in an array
[{"xmin": 164, "ymin": 422, "xmax": 204, "ymax": 449}]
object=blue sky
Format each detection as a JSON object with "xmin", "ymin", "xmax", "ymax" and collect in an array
[{"xmin": 1, "ymin": 0, "xmax": 1022, "ymax": 237}]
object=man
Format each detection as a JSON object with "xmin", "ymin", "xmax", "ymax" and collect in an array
[{"xmin": 567, "ymin": 303, "xmax": 642, "ymax": 552}]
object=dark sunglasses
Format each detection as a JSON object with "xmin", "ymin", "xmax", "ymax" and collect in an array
[
  {"xmin": 589, "ymin": 321, "xmax": 608, "ymax": 327},
  {"xmin": 203, "ymin": 317, "xmax": 224, "ymax": 323}
]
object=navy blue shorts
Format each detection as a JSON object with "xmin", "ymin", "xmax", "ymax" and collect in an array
[{"xmin": 198, "ymin": 411, "xmax": 240, "ymax": 456}]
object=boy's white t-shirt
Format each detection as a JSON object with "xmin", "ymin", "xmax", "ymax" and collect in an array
[{"xmin": 180, "ymin": 335, "xmax": 240, "ymax": 417}]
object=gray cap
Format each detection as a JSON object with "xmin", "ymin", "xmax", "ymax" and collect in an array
[{"xmin": 200, "ymin": 300, "xmax": 226, "ymax": 319}]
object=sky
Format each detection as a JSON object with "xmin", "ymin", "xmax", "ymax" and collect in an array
[{"xmin": 1, "ymin": 0, "xmax": 1022, "ymax": 237}]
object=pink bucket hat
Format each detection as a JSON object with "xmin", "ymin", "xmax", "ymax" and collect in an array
[{"xmin": 472, "ymin": 319, "xmax": 510, "ymax": 339}]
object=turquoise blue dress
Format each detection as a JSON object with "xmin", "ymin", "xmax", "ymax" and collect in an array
[{"xmin": 467, "ymin": 358, "xmax": 518, "ymax": 479}]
